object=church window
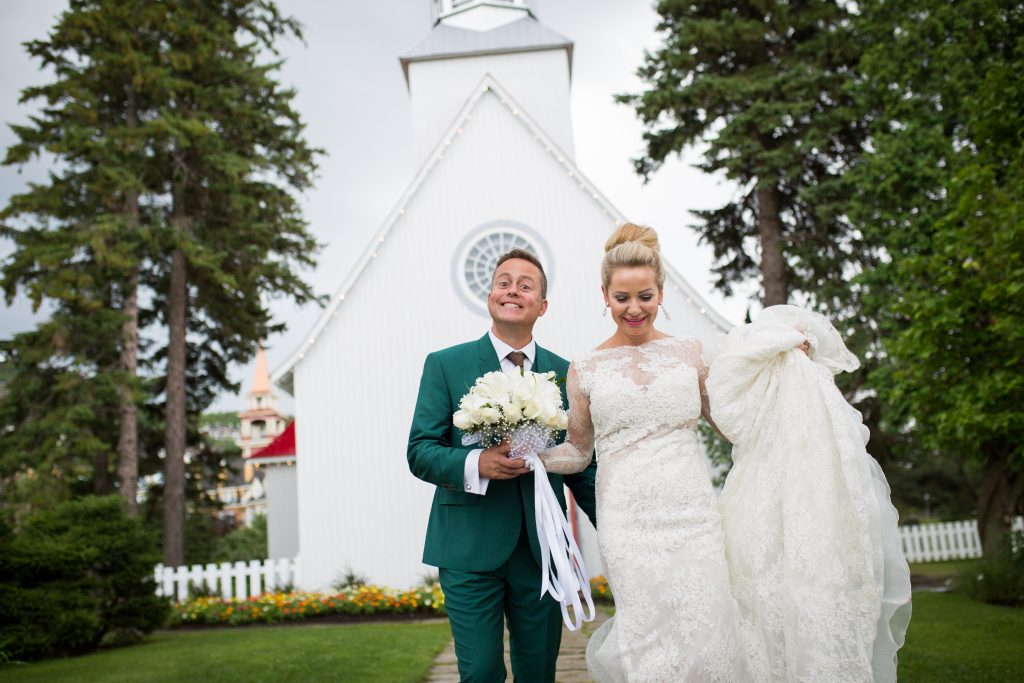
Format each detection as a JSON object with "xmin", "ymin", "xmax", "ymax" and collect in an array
[{"xmin": 453, "ymin": 222, "xmax": 552, "ymax": 315}]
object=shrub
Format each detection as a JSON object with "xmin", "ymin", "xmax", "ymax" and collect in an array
[
  {"xmin": 0, "ymin": 495, "xmax": 170, "ymax": 661},
  {"xmin": 957, "ymin": 531, "xmax": 1024, "ymax": 607},
  {"xmin": 213, "ymin": 515, "xmax": 268, "ymax": 563}
]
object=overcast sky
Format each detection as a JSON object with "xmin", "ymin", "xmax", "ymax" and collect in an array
[{"xmin": 0, "ymin": 0, "xmax": 753, "ymax": 413}]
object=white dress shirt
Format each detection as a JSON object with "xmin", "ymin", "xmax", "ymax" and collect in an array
[{"xmin": 463, "ymin": 331, "xmax": 536, "ymax": 495}]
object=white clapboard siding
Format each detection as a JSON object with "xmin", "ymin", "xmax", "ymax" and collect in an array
[
  {"xmin": 154, "ymin": 557, "xmax": 299, "ymax": 602},
  {"xmin": 899, "ymin": 516, "xmax": 1023, "ymax": 563}
]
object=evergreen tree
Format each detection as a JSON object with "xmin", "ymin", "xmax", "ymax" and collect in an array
[
  {"xmin": 850, "ymin": 0, "xmax": 1024, "ymax": 553},
  {"xmin": 1, "ymin": 0, "xmax": 166, "ymax": 514},
  {"xmin": 2, "ymin": 1, "xmax": 320, "ymax": 565},
  {"xmin": 145, "ymin": 0, "xmax": 320, "ymax": 565},
  {"xmin": 619, "ymin": 0, "xmax": 866, "ymax": 307}
]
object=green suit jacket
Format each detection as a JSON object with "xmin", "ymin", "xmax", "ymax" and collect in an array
[{"xmin": 407, "ymin": 334, "xmax": 598, "ymax": 572}]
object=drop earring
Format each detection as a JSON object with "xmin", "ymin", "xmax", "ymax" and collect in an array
[
  {"xmin": 602, "ymin": 305, "xmax": 609, "ymax": 317},
  {"xmin": 660, "ymin": 303, "xmax": 671, "ymax": 321}
]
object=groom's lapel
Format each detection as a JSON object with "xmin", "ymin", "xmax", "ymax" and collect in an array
[
  {"xmin": 532, "ymin": 344, "xmax": 549, "ymax": 374},
  {"xmin": 476, "ymin": 333, "xmax": 502, "ymax": 377}
]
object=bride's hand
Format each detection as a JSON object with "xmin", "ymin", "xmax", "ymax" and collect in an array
[{"xmin": 797, "ymin": 340, "xmax": 810, "ymax": 355}]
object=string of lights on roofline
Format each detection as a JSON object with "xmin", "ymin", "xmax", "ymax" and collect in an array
[
  {"xmin": 253, "ymin": 459, "xmax": 294, "ymax": 469},
  {"xmin": 294, "ymin": 80, "xmax": 719, "ymax": 363}
]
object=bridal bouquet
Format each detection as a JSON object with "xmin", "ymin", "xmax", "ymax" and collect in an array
[
  {"xmin": 453, "ymin": 369, "xmax": 568, "ymax": 451},
  {"xmin": 453, "ymin": 369, "xmax": 595, "ymax": 631}
]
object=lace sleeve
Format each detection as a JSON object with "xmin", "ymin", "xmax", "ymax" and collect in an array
[
  {"xmin": 695, "ymin": 341, "xmax": 726, "ymax": 440},
  {"xmin": 539, "ymin": 362, "xmax": 595, "ymax": 474}
]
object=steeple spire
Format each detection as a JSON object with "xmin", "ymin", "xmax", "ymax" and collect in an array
[
  {"xmin": 238, "ymin": 344, "xmax": 286, "ymax": 481},
  {"xmin": 250, "ymin": 345, "xmax": 272, "ymax": 396}
]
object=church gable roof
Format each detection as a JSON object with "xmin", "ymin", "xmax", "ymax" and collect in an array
[
  {"xmin": 400, "ymin": 16, "xmax": 572, "ymax": 82},
  {"xmin": 273, "ymin": 74, "xmax": 731, "ymax": 393},
  {"xmin": 251, "ymin": 420, "xmax": 296, "ymax": 461}
]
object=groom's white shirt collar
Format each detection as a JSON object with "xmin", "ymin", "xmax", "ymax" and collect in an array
[{"xmin": 488, "ymin": 330, "xmax": 535, "ymax": 370}]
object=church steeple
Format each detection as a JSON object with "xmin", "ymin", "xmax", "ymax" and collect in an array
[
  {"xmin": 432, "ymin": 0, "xmax": 532, "ymax": 32},
  {"xmin": 237, "ymin": 345, "xmax": 286, "ymax": 480},
  {"xmin": 402, "ymin": 0, "xmax": 575, "ymax": 166},
  {"xmin": 248, "ymin": 344, "xmax": 273, "ymax": 408}
]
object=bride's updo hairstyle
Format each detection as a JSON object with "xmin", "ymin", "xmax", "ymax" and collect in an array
[{"xmin": 601, "ymin": 223, "xmax": 665, "ymax": 290}]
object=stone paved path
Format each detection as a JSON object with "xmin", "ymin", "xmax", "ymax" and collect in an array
[{"xmin": 426, "ymin": 607, "xmax": 610, "ymax": 683}]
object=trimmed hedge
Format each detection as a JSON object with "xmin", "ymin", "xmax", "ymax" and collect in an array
[{"xmin": 0, "ymin": 495, "xmax": 169, "ymax": 661}]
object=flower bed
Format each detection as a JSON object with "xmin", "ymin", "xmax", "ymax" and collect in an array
[
  {"xmin": 170, "ymin": 579, "xmax": 613, "ymax": 628},
  {"xmin": 170, "ymin": 585, "xmax": 446, "ymax": 627},
  {"xmin": 590, "ymin": 575, "xmax": 613, "ymax": 604}
]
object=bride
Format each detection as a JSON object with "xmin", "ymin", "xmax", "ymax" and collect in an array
[
  {"xmin": 540, "ymin": 223, "xmax": 911, "ymax": 682},
  {"xmin": 540, "ymin": 223, "xmax": 754, "ymax": 682}
]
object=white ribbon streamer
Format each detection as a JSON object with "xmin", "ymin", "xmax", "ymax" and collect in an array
[
  {"xmin": 507, "ymin": 421, "xmax": 595, "ymax": 631},
  {"xmin": 463, "ymin": 424, "xmax": 596, "ymax": 631},
  {"xmin": 522, "ymin": 452, "xmax": 596, "ymax": 631}
]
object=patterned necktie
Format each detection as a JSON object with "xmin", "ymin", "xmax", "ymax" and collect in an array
[{"xmin": 506, "ymin": 351, "xmax": 526, "ymax": 370}]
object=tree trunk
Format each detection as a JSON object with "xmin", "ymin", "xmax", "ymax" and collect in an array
[
  {"xmin": 117, "ymin": 261, "xmax": 140, "ymax": 515},
  {"xmin": 117, "ymin": 93, "xmax": 141, "ymax": 516},
  {"xmin": 117, "ymin": 178, "xmax": 141, "ymax": 515},
  {"xmin": 977, "ymin": 455, "xmax": 1024, "ymax": 556},
  {"xmin": 94, "ymin": 450, "xmax": 111, "ymax": 495},
  {"xmin": 163, "ymin": 202, "xmax": 189, "ymax": 567},
  {"xmin": 757, "ymin": 186, "xmax": 788, "ymax": 306}
]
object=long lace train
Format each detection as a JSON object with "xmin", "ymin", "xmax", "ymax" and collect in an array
[{"xmin": 707, "ymin": 305, "xmax": 912, "ymax": 683}]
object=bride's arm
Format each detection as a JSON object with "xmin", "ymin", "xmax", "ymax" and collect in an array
[
  {"xmin": 696, "ymin": 342, "xmax": 728, "ymax": 441},
  {"xmin": 539, "ymin": 362, "xmax": 596, "ymax": 474}
]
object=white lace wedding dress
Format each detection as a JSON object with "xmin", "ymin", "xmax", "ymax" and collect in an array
[
  {"xmin": 707, "ymin": 305, "xmax": 912, "ymax": 683},
  {"xmin": 541, "ymin": 336, "xmax": 755, "ymax": 682}
]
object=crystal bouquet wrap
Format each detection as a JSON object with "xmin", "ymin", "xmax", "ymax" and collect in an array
[{"xmin": 454, "ymin": 369, "xmax": 595, "ymax": 631}]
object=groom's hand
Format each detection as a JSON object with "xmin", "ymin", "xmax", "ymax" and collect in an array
[{"xmin": 479, "ymin": 442, "xmax": 527, "ymax": 479}]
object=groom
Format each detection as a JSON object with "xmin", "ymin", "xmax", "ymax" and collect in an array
[{"xmin": 407, "ymin": 249, "xmax": 597, "ymax": 683}]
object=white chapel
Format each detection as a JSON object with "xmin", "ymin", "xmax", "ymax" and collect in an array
[{"xmin": 274, "ymin": 0, "xmax": 733, "ymax": 590}]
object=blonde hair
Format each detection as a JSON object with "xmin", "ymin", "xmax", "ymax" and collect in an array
[{"xmin": 602, "ymin": 223, "xmax": 665, "ymax": 289}]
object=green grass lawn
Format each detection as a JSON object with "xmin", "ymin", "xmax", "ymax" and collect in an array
[
  {"xmin": 909, "ymin": 559, "xmax": 977, "ymax": 577},
  {"xmin": 1, "ymin": 593, "xmax": 1021, "ymax": 683},
  {"xmin": 899, "ymin": 592, "xmax": 1024, "ymax": 682},
  {"xmin": 0, "ymin": 621, "xmax": 451, "ymax": 683}
]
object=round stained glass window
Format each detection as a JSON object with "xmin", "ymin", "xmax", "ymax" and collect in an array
[{"xmin": 452, "ymin": 221, "xmax": 552, "ymax": 315}]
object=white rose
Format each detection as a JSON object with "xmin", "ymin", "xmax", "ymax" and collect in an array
[
  {"xmin": 553, "ymin": 412, "xmax": 569, "ymax": 430},
  {"xmin": 508, "ymin": 373, "xmax": 530, "ymax": 403},
  {"xmin": 460, "ymin": 393, "xmax": 487, "ymax": 414},
  {"xmin": 479, "ymin": 406, "xmax": 500, "ymax": 424},
  {"xmin": 453, "ymin": 410, "xmax": 474, "ymax": 430},
  {"xmin": 502, "ymin": 400, "xmax": 523, "ymax": 424}
]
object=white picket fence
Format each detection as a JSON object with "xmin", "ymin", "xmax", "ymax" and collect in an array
[
  {"xmin": 154, "ymin": 557, "xmax": 300, "ymax": 602},
  {"xmin": 151, "ymin": 517, "xmax": 1024, "ymax": 601},
  {"xmin": 899, "ymin": 516, "xmax": 1024, "ymax": 563}
]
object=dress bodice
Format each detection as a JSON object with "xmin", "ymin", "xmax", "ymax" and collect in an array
[{"xmin": 542, "ymin": 336, "xmax": 713, "ymax": 474}]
